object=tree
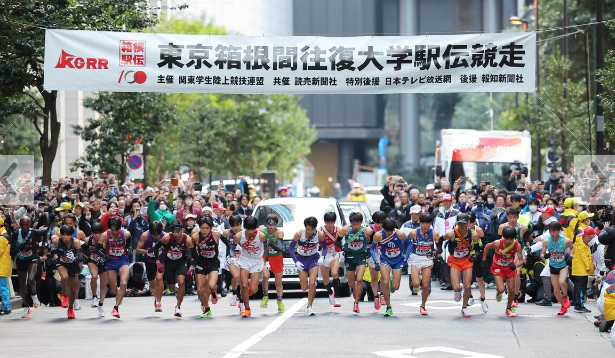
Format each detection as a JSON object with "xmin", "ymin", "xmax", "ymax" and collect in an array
[
  {"xmin": 71, "ymin": 92, "xmax": 179, "ymax": 183},
  {"xmin": 0, "ymin": 0, "xmax": 164, "ymax": 185},
  {"xmin": 0, "ymin": 94, "xmax": 41, "ymax": 157},
  {"xmin": 597, "ymin": 23, "xmax": 615, "ymax": 150}
]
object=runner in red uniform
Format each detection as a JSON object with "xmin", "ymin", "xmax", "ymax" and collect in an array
[{"xmin": 483, "ymin": 226, "xmax": 525, "ymax": 317}]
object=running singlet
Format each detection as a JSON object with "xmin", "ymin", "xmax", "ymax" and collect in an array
[
  {"xmin": 345, "ymin": 226, "xmax": 368, "ymax": 257},
  {"xmin": 493, "ymin": 240, "xmax": 519, "ymax": 266},
  {"xmin": 547, "ymin": 235, "xmax": 567, "ymax": 269},
  {"xmin": 413, "ymin": 228, "xmax": 434, "ymax": 256},
  {"xmin": 196, "ymin": 232, "xmax": 218, "ymax": 259},
  {"xmin": 379, "ymin": 229, "xmax": 403, "ymax": 259},
  {"xmin": 452, "ymin": 228, "xmax": 472, "ymax": 258},
  {"xmin": 58, "ymin": 238, "xmax": 78, "ymax": 264},
  {"xmin": 320, "ymin": 226, "xmax": 340, "ymax": 253},
  {"xmin": 297, "ymin": 230, "xmax": 319, "ymax": 257},
  {"xmin": 16, "ymin": 229, "xmax": 34, "ymax": 259},
  {"xmin": 503, "ymin": 222, "xmax": 523, "ymax": 244},
  {"xmin": 86, "ymin": 236, "xmax": 104, "ymax": 265},
  {"xmin": 239, "ymin": 230, "xmax": 263, "ymax": 259},
  {"xmin": 369, "ymin": 224, "xmax": 381, "ymax": 256},
  {"xmin": 106, "ymin": 230, "xmax": 127, "ymax": 259},
  {"xmin": 265, "ymin": 228, "xmax": 282, "ymax": 257},
  {"xmin": 143, "ymin": 231, "xmax": 160, "ymax": 263},
  {"xmin": 164, "ymin": 234, "xmax": 188, "ymax": 261}
]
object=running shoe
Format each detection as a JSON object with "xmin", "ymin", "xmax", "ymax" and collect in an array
[
  {"xmin": 480, "ymin": 299, "xmax": 489, "ymax": 313},
  {"xmin": 563, "ymin": 296, "xmax": 571, "ymax": 309},
  {"xmin": 389, "ymin": 277, "xmax": 395, "ymax": 293},
  {"xmin": 211, "ymin": 291, "xmax": 218, "ymax": 305},
  {"xmin": 461, "ymin": 307, "xmax": 471, "ymax": 318},
  {"xmin": 471, "ymin": 282, "xmax": 478, "ymax": 289},
  {"xmin": 67, "ymin": 307, "xmax": 75, "ymax": 319},
  {"xmin": 111, "ymin": 308, "xmax": 120, "ymax": 318},
  {"xmin": 506, "ymin": 308, "xmax": 516, "ymax": 317},
  {"xmin": 98, "ymin": 306, "xmax": 105, "ymax": 317},
  {"xmin": 201, "ymin": 304, "xmax": 206, "ymax": 313},
  {"xmin": 91, "ymin": 297, "xmax": 99, "ymax": 308},
  {"xmin": 412, "ymin": 286, "xmax": 421, "ymax": 294},
  {"xmin": 557, "ymin": 306, "xmax": 567, "ymax": 316},
  {"xmin": 468, "ymin": 296, "xmax": 475, "ymax": 306},
  {"xmin": 384, "ymin": 307, "xmax": 393, "ymax": 317},
  {"xmin": 495, "ymin": 291, "xmax": 503, "ymax": 302},
  {"xmin": 334, "ymin": 298, "xmax": 341, "ymax": 307},
  {"xmin": 74, "ymin": 299, "xmax": 81, "ymax": 311},
  {"xmin": 305, "ymin": 307, "xmax": 315, "ymax": 316},
  {"xmin": 328, "ymin": 292, "xmax": 335, "ymax": 306},
  {"xmin": 21, "ymin": 307, "xmax": 31, "ymax": 318},
  {"xmin": 374, "ymin": 296, "xmax": 382, "ymax": 310},
  {"xmin": 277, "ymin": 300, "xmax": 285, "ymax": 313},
  {"xmin": 379, "ymin": 293, "xmax": 385, "ymax": 306},
  {"xmin": 32, "ymin": 295, "xmax": 41, "ymax": 308},
  {"xmin": 243, "ymin": 309, "xmax": 251, "ymax": 318},
  {"xmin": 420, "ymin": 306, "xmax": 428, "ymax": 316},
  {"xmin": 353, "ymin": 302, "xmax": 360, "ymax": 313},
  {"xmin": 200, "ymin": 310, "xmax": 212, "ymax": 318},
  {"xmin": 61, "ymin": 295, "xmax": 69, "ymax": 308},
  {"xmin": 239, "ymin": 302, "xmax": 245, "ymax": 316},
  {"xmin": 260, "ymin": 296, "xmax": 269, "ymax": 308},
  {"xmin": 511, "ymin": 300, "xmax": 518, "ymax": 308},
  {"xmin": 454, "ymin": 291, "xmax": 462, "ymax": 302},
  {"xmin": 230, "ymin": 294, "xmax": 237, "ymax": 306},
  {"xmin": 174, "ymin": 306, "xmax": 182, "ymax": 317},
  {"xmin": 155, "ymin": 302, "xmax": 162, "ymax": 312},
  {"xmin": 574, "ymin": 306, "xmax": 592, "ymax": 313}
]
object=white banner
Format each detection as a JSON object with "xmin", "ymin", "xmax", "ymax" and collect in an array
[{"xmin": 44, "ymin": 29, "xmax": 536, "ymax": 94}]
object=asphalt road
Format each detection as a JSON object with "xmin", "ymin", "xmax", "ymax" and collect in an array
[{"xmin": 2, "ymin": 276, "xmax": 612, "ymax": 358}]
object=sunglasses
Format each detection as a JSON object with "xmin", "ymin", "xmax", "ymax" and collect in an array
[{"xmin": 267, "ymin": 221, "xmax": 277, "ymax": 226}]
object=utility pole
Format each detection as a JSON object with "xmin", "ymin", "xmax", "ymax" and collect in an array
[{"xmin": 596, "ymin": 0, "xmax": 605, "ymax": 155}]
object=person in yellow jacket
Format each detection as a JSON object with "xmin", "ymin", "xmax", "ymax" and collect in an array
[
  {"xmin": 348, "ymin": 183, "xmax": 367, "ymax": 203},
  {"xmin": 572, "ymin": 226, "xmax": 596, "ymax": 313},
  {"xmin": 560, "ymin": 197, "xmax": 581, "ymax": 240},
  {"xmin": 0, "ymin": 217, "xmax": 11, "ymax": 315}
]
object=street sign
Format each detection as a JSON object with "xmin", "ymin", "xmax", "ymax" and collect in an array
[{"xmin": 127, "ymin": 154, "xmax": 143, "ymax": 170}]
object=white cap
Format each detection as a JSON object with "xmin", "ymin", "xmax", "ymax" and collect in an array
[
  {"xmin": 426, "ymin": 184, "xmax": 435, "ymax": 190},
  {"xmin": 202, "ymin": 206, "xmax": 213, "ymax": 213},
  {"xmin": 410, "ymin": 205, "xmax": 422, "ymax": 214}
]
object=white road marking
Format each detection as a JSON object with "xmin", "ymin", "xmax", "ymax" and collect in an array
[
  {"xmin": 223, "ymin": 298, "xmax": 308, "ymax": 358},
  {"xmin": 400, "ymin": 300, "xmax": 480, "ymax": 310},
  {"xmin": 373, "ymin": 346, "xmax": 504, "ymax": 358}
]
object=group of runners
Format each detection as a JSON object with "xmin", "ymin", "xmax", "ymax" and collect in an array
[{"xmin": 8, "ymin": 203, "xmax": 568, "ymax": 320}]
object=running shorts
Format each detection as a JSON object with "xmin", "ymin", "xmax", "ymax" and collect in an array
[
  {"xmin": 408, "ymin": 253, "xmax": 434, "ymax": 270},
  {"xmin": 238, "ymin": 257, "xmax": 264, "ymax": 273},
  {"xmin": 296, "ymin": 253, "xmax": 319, "ymax": 272},
  {"xmin": 59, "ymin": 261, "xmax": 81, "ymax": 277},
  {"xmin": 144, "ymin": 261, "xmax": 158, "ymax": 281},
  {"xmin": 473, "ymin": 256, "xmax": 484, "ymax": 279},
  {"xmin": 447, "ymin": 255, "xmax": 473, "ymax": 272},
  {"xmin": 490, "ymin": 263, "xmax": 517, "ymax": 279},
  {"xmin": 381, "ymin": 257, "xmax": 404, "ymax": 270},
  {"xmin": 322, "ymin": 251, "xmax": 341, "ymax": 268},
  {"xmin": 344, "ymin": 255, "xmax": 366, "ymax": 271},
  {"xmin": 195, "ymin": 258, "xmax": 220, "ymax": 276},
  {"xmin": 164, "ymin": 258, "xmax": 187, "ymax": 284},
  {"xmin": 264, "ymin": 254, "xmax": 283, "ymax": 274},
  {"xmin": 106, "ymin": 256, "xmax": 129, "ymax": 272}
]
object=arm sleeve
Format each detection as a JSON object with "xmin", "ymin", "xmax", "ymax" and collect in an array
[
  {"xmin": 152, "ymin": 240, "xmax": 163, "ymax": 259},
  {"xmin": 269, "ymin": 239, "xmax": 283, "ymax": 253},
  {"xmin": 405, "ymin": 239, "xmax": 414, "ymax": 258},
  {"xmin": 219, "ymin": 235, "xmax": 231, "ymax": 248},
  {"xmin": 369, "ymin": 241, "xmax": 379, "ymax": 262},
  {"xmin": 190, "ymin": 247, "xmax": 197, "ymax": 265},
  {"xmin": 93, "ymin": 243, "xmax": 106, "ymax": 258},
  {"xmin": 321, "ymin": 241, "xmax": 328, "ymax": 258},
  {"xmin": 288, "ymin": 240, "xmax": 298, "ymax": 262}
]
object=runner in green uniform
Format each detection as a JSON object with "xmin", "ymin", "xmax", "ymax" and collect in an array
[
  {"xmin": 259, "ymin": 214, "xmax": 285, "ymax": 313},
  {"xmin": 341, "ymin": 212, "xmax": 373, "ymax": 314}
]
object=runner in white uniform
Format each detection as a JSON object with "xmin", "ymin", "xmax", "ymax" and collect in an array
[
  {"xmin": 233, "ymin": 216, "xmax": 267, "ymax": 318},
  {"xmin": 223, "ymin": 215, "xmax": 243, "ymax": 306},
  {"xmin": 319, "ymin": 212, "xmax": 349, "ymax": 308}
]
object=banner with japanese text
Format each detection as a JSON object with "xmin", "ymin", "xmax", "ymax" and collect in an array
[{"xmin": 44, "ymin": 29, "xmax": 536, "ymax": 94}]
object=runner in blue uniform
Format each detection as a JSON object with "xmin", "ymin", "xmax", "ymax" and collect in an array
[{"xmin": 371, "ymin": 218, "xmax": 408, "ymax": 317}]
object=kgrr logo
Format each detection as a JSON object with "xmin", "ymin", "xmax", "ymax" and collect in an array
[
  {"xmin": 55, "ymin": 50, "xmax": 109, "ymax": 69},
  {"xmin": 118, "ymin": 70, "xmax": 147, "ymax": 84}
]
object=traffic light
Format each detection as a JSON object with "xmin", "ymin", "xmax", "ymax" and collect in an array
[{"xmin": 545, "ymin": 141, "xmax": 561, "ymax": 171}]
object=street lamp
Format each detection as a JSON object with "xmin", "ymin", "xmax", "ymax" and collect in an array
[{"xmin": 509, "ymin": 16, "xmax": 528, "ymax": 32}]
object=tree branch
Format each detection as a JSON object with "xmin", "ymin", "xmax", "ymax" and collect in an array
[
  {"xmin": 24, "ymin": 91, "xmax": 44, "ymax": 111},
  {"xmin": 31, "ymin": 118, "xmax": 43, "ymax": 137}
]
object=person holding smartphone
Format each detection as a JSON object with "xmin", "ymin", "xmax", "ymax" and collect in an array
[{"xmin": 127, "ymin": 200, "xmax": 149, "ymax": 263}]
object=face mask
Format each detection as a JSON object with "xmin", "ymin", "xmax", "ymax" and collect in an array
[
  {"xmin": 395, "ymin": 202, "xmax": 401, "ymax": 208},
  {"xmin": 85, "ymin": 216, "xmax": 91, "ymax": 220},
  {"xmin": 159, "ymin": 204, "xmax": 167, "ymax": 211},
  {"xmin": 61, "ymin": 192, "xmax": 66, "ymax": 198},
  {"xmin": 119, "ymin": 209, "xmax": 124, "ymax": 216},
  {"xmin": 487, "ymin": 198, "xmax": 494, "ymax": 205},
  {"xmin": 529, "ymin": 205, "xmax": 538, "ymax": 213},
  {"xmin": 185, "ymin": 200, "xmax": 193, "ymax": 207}
]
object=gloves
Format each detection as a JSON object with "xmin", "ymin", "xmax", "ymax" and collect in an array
[
  {"xmin": 295, "ymin": 261, "xmax": 305, "ymax": 271},
  {"xmin": 156, "ymin": 263, "xmax": 164, "ymax": 273},
  {"xmin": 148, "ymin": 247, "xmax": 155, "ymax": 254},
  {"xmin": 544, "ymin": 252, "xmax": 551, "ymax": 260},
  {"xmin": 469, "ymin": 253, "xmax": 477, "ymax": 263},
  {"xmin": 317, "ymin": 256, "xmax": 324, "ymax": 267},
  {"xmin": 374, "ymin": 261, "xmax": 380, "ymax": 271},
  {"xmin": 447, "ymin": 240, "xmax": 457, "ymax": 256},
  {"xmin": 481, "ymin": 260, "xmax": 490, "ymax": 269},
  {"xmin": 264, "ymin": 261, "xmax": 271, "ymax": 270},
  {"xmin": 509, "ymin": 264, "xmax": 517, "ymax": 271}
]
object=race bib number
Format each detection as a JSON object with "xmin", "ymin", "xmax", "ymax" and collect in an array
[
  {"xmin": 300, "ymin": 244, "xmax": 317, "ymax": 256},
  {"xmin": 167, "ymin": 250, "xmax": 182, "ymax": 260},
  {"xmin": 109, "ymin": 248, "xmax": 124, "ymax": 257},
  {"xmin": 550, "ymin": 252, "xmax": 565, "ymax": 263},
  {"xmin": 19, "ymin": 249, "xmax": 33, "ymax": 258},
  {"xmin": 200, "ymin": 248, "xmax": 216, "ymax": 258},
  {"xmin": 348, "ymin": 240, "xmax": 364, "ymax": 251},
  {"xmin": 60, "ymin": 251, "xmax": 76, "ymax": 263},
  {"xmin": 453, "ymin": 246, "xmax": 470, "ymax": 258},
  {"xmin": 415, "ymin": 244, "xmax": 432, "ymax": 256},
  {"xmin": 385, "ymin": 247, "xmax": 401, "ymax": 258}
]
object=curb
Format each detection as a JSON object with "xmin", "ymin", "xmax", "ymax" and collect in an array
[{"xmin": 11, "ymin": 297, "xmax": 22, "ymax": 310}]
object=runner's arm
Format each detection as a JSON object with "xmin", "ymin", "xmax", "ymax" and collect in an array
[
  {"xmin": 482, "ymin": 241, "xmax": 496, "ymax": 261},
  {"xmin": 515, "ymin": 244, "xmax": 525, "ymax": 267},
  {"xmin": 288, "ymin": 231, "xmax": 301, "ymax": 262},
  {"xmin": 319, "ymin": 231, "xmax": 328, "ymax": 258},
  {"xmin": 521, "ymin": 226, "xmax": 531, "ymax": 246},
  {"xmin": 136, "ymin": 232, "xmax": 149, "ymax": 255}
]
